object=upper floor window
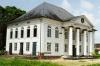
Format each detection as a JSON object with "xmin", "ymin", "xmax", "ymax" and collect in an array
[
  {"xmin": 55, "ymin": 43, "xmax": 59, "ymax": 52},
  {"xmin": 27, "ymin": 26, "xmax": 30, "ymax": 37},
  {"xmin": 10, "ymin": 29, "xmax": 13, "ymax": 39},
  {"xmin": 14, "ymin": 43, "xmax": 17, "ymax": 51},
  {"xmin": 55, "ymin": 27, "xmax": 59, "ymax": 38},
  {"xmin": 33, "ymin": 25, "xmax": 37, "ymax": 37},
  {"xmin": 26, "ymin": 42, "xmax": 30, "ymax": 51},
  {"xmin": 47, "ymin": 26, "xmax": 51, "ymax": 37},
  {"xmin": 15, "ymin": 28, "xmax": 18, "ymax": 38},
  {"xmin": 65, "ymin": 30, "xmax": 68, "ymax": 39},
  {"xmin": 21, "ymin": 27, "xmax": 24, "ymax": 38},
  {"xmin": 47, "ymin": 42, "xmax": 51, "ymax": 52}
]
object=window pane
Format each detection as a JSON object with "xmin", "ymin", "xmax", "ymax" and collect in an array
[
  {"xmin": 55, "ymin": 43, "xmax": 59, "ymax": 52},
  {"xmin": 64, "ymin": 44, "xmax": 68, "ymax": 52},
  {"xmin": 27, "ymin": 27, "xmax": 30, "ymax": 37},
  {"xmin": 14, "ymin": 43, "xmax": 17, "ymax": 51},
  {"xmin": 47, "ymin": 42, "xmax": 51, "ymax": 51},
  {"xmin": 15, "ymin": 29, "xmax": 18, "ymax": 38},
  {"xmin": 21, "ymin": 30, "xmax": 24, "ymax": 38},
  {"xmin": 47, "ymin": 26, "xmax": 51, "ymax": 37},
  {"xmin": 34, "ymin": 25, "xmax": 37, "ymax": 37},
  {"xmin": 26, "ymin": 42, "xmax": 30, "ymax": 51},
  {"xmin": 10, "ymin": 30, "xmax": 13, "ymax": 39},
  {"xmin": 55, "ymin": 27, "xmax": 59, "ymax": 38},
  {"xmin": 65, "ymin": 30, "xmax": 68, "ymax": 39}
]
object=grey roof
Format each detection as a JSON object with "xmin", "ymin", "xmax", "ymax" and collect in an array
[{"xmin": 12, "ymin": 2, "xmax": 74, "ymax": 22}]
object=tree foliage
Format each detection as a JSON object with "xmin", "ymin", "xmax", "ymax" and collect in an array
[{"xmin": 0, "ymin": 6, "xmax": 26, "ymax": 50}]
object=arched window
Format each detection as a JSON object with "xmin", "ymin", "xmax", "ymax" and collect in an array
[
  {"xmin": 21, "ymin": 27, "xmax": 24, "ymax": 38},
  {"xmin": 55, "ymin": 27, "xmax": 59, "ymax": 38},
  {"xmin": 27, "ymin": 26, "xmax": 30, "ymax": 37},
  {"xmin": 15, "ymin": 28, "xmax": 18, "ymax": 38},
  {"xmin": 33, "ymin": 25, "xmax": 37, "ymax": 37},
  {"xmin": 65, "ymin": 29, "xmax": 68, "ymax": 39},
  {"xmin": 10, "ymin": 29, "xmax": 13, "ymax": 39},
  {"xmin": 47, "ymin": 26, "xmax": 51, "ymax": 37}
]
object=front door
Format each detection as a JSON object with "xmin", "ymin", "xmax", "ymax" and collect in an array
[
  {"xmin": 9, "ymin": 43, "xmax": 12, "ymax": 55},
  {"xmin": 73, "ymin": 45, "xmax": 76, "ymax": 57},
  {"xmin": 32, "ymin": 42, "xmax": 37, "ymax": 56},
  {"xmin": 19, "ymin": 42, "xmax": 23, "ymax": 55}
]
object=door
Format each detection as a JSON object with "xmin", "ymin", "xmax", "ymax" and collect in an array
[
  {"xmin": 19, "ymin": 42, "xmax": 23, "ymax": 55},
  {"xmin": 9, "ymin": 43, "xmax": 12, "ymax": 55},
  {"xmin": 32, "ymin": 42, "xmax": 37, "ymax": 56},
  {"xmin": 73, "ymin": 45, "xmax": 76, "ymax": 57}
]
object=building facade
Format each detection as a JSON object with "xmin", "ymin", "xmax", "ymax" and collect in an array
[{"xmin": 6, "ymin": 2, "xmax": 96, "ymax": 58}]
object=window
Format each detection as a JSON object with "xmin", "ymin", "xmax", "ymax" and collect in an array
[
  {"xmin": 65, "ymin": 30, "xmax": 68, "ymax": 39},
  {"xmin": 64, "ymin": 44, "xmax": 68, "ymax": 52},
  {"xmin": 10, "ymin": 29, "xmax": 13, "ymax": 39},
  {"xmin": 55, "ymin": 27, "xmax": 59, "ymax": 38},
  {"xmin": 55, "ymin": 43, "xmax": 59, "ymax": 52},
  {"xmin": 80, "ymin": 45, "xmax": 81, "ymax": 52},
  {"xmin": 14, "ymin": 43, "xmax": 17, "ymax": 51},
  {"xmin": 21, "ymin": 27, "xmax": 24, "ymax": 38},
  {"xmin": 26, "ymin": 42, "xmax": 30, "ymax": 51},
  {"xmin": 73, "ymin": 30, "xmax": 75, "ymax": 40},
  {"xmin": 15, "ymin": 28, "xmax": 18, "ymax": 38},
  {"xmin": 47, "ymin": 42, "xmax": 51, "ymax": 52},
  {"xmin": 27, "ymin": 26, "xmax": 30, "ymax": 37},
  {"xmin": 47, "ymin": 26, "xmax": 51, "ymax": 37},
  {"xmin": 33, "ymin": 25, "xmax": 37, "ymax": 37}
]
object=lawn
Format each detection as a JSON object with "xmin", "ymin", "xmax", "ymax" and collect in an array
[
  {"xmin": 0, "ymin": 56, "xmax": 100, "ymax": 66},
  {"xmin": 0, "ymin": 56, "xmax": 61, "ymax": 66}
]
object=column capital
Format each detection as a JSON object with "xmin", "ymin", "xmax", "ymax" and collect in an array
[
  {"xmin": 83, "ymin": 29, "xmax": 87, "ymax": 31},
  {"xmin": 76, "ymin": 27, "xmax": 80, "ymax": 29},
  {"xmin": 69, "ymin": 26, "xmax": 74, "ymax": 28}
]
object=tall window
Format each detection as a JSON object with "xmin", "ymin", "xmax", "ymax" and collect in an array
[
  {"xmin": 14, "ymin": 43, "xmax": 17, "ymax": 51},
  {"xmin": 15, "ymin": 28, "xmax": 18, "ymax": 38},
  {"xmin": 65, "ymin": 30, "xmax": 68, "ymax": 39},
  {"xmin": 21, "ymin": 27, "xmax": 24, "ymax": 38},
  {"xmin": 55, "ymin": 27, "xmax": 59, "ymax": 38},
  {"xmin": 47, "ymin": 26, "xmax": 51, "ymax": 37},
  {"xmin": 47, "ymin": 42, "xmax": 51, "ymax": 52},
  {"xmin": 26, "ymin": 42, "xmax": 30, "ymax": 51},
  {"xmin": 73, "ymin": 30, "xmax": 75, "ymax": 40},
  {"xmin": 64, "ymin": 44, "xmax": 68, "ymax": 52},
  {"xmin": 55, "ymin": 43, "xmax": 59, "ymax": 52},
  {"xmin": 80, "ymin": 45, "xmax": 81, "ymax": 52},
  {"xmin": 10, "ymin": 29, "xmax": 13, "ymax": 39},
  {"xmin": 33, "ymin": 25, "xmax": 37, "ymax": 37},
  {"xmin": 27, "ymin": 26, "xmax": 30, "ymax": 37}
]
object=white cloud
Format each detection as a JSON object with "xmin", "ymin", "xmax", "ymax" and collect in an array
[{"xmin": 81, "ymin": 0, "xmax": 95, "ymax": 10}]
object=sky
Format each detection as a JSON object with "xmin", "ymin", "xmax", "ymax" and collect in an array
[{"xmin": 0, "ymin": 0, "xmax": 100, "ymax": 43}]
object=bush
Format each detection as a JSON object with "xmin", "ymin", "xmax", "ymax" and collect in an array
[
  {"xmin": 0, "ymin": 50, "xmax": 6, "ymax": 55},
  {"xmin": 92, "ymin": 50, "xmax": 100, "ymax": 58}
]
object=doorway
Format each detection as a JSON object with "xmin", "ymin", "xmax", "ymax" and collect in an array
[
  {"xmin": 32, "ymin": 42, "xmax": 37, "ymax": 56},
  {"xmin": 73, "ymin": 45, "xmax": 76, "ymax": 57},
  {"xmin": 19, "ymin": 42, "xmax": 23, "ymax": 55},
  {"xmin": 9, "ymin": 43, "xmax": 12, "ymax": 55}
]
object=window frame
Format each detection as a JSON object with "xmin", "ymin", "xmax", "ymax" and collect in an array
[
  {"xmin": 47, "ymin": 42, "xmax": 51, "ymax": 52},
  {"xmin": 55, "ymin": 27, "xmax": 59, "ymax": 38},
  {"xmin": 26, "ymin": 42, "xmax": 30, "ymax": 51},
  {"xmin": 55, "ymin": 43, "xmax": 59, "ymax": 52},
  {"xmin": 14, "ymin": 43, "xmax": 17, "ymax": 51},
  {"xmin": 47, "ymin": 26, "xmax": 51, "ymax": 37}
]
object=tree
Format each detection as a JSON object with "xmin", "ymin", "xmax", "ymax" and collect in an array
[{"xmin": 0, "ymin": 6, "xmax": 26, "ymax": 50}]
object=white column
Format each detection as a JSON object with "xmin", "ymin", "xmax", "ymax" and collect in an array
[
  {"xmin": 88, "ymin": 31, "xmax": 93, "ymax": 55},
  {"xmin": 68, "ymin": 26, "xmax": 73, "ymax": 56},
  {"xmin": 92, "ymin": 31, "xmax": 95, "ymax": 53},
  {"xmin": 76, "ymin": 28, "xmax": 80, "ymax": 56},
  {"xmin": 83, "ymin": 30, "xmax": 87, "ymax": 56}
]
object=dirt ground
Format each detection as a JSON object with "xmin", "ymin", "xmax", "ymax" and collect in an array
[{"xmin": 42, "ymin": 59, "xmax": 100, "ymax": 66}]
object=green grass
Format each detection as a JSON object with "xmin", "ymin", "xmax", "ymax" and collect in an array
[
  {"xmin": 0, "ymin": 56, "xmax": 61, "ymax": 66},
  {"xmin": 87, "ymin": 64, "xmax": 100, "ymax": 66}
]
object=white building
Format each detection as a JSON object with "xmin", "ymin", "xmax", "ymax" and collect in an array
[{"xmin": 6, "ymin": 2, "xmax": 96, "ymax": 58}]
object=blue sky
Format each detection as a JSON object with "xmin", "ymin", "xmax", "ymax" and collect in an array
[{"xmin": 0, "ymin": 0, "xmax": 100, "ymax": 43}]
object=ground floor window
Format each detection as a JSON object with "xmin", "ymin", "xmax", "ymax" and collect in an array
[
  {"xmin": 64, "ymin": 44, "xmax": 68, "ymax": 52},
  {"xmin": 26, "ymin": 42, "xmax": 30, "ymax": 51},
  {"xmin": 55, "ymin": 43, "xmax": 59, "ymax": 52},
  {"xmin": 47, "ymin": 42, "xmax": 51, "ymax": 52},
  {"xmin": 14, "ymin": 43, "xmax": 17, "ymax": 51}
]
